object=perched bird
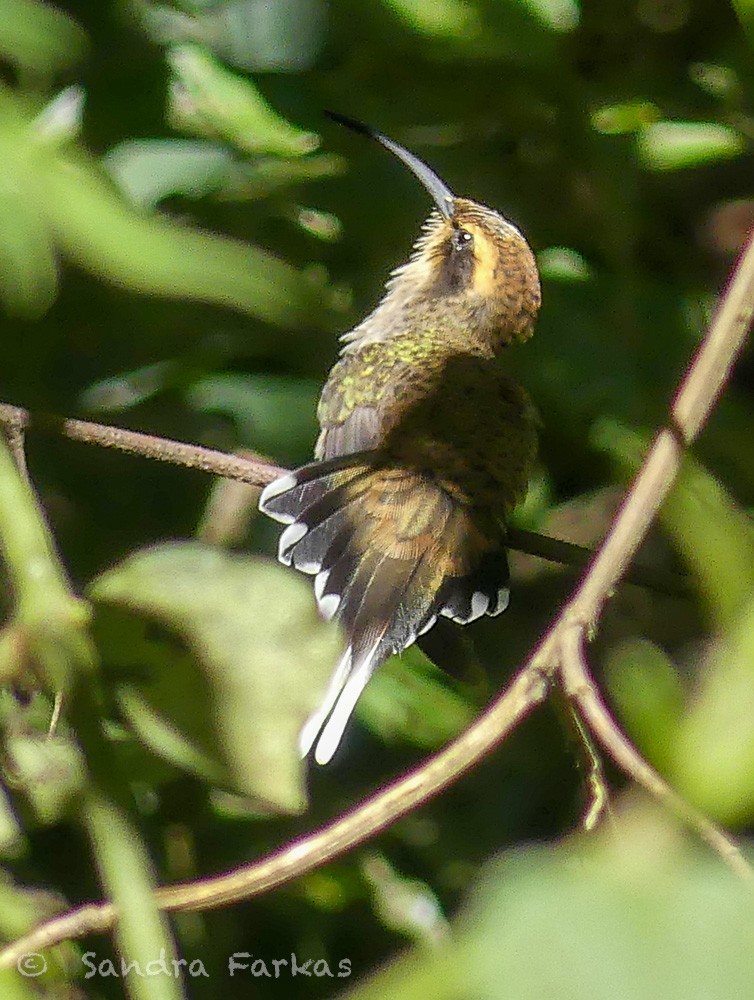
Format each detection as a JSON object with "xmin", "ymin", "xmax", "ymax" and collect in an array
[{"xmin": 260, "ymin": 113, "xmax": 541, "ymax": 764}]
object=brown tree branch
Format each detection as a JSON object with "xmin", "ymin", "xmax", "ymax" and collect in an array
[
  {"xmin": 0, "ymin": 403, "xmax": 284, "ymax": 488},
  {"xmin": 559, "ymin": 626, "xmax": 754, "ymax": 885},
  {"xmin": 0, "ymin": 404, "xmax": 686, "ymax": 594},
  {"xmin": 1, "ymin": 230, "xmax": 753, "ymax": 967},
  {"xmin": 0, "ymin": 660, "xmax": 551, "ymax": 965}
]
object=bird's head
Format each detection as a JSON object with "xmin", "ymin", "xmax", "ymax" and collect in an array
[{"xmin": 328, "ymin": 113, "xmax": 541, "ymax": 354}]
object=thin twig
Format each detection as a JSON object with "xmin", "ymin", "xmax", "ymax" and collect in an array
[
  {"xmin": 0, "ymin": 660, "xmax": 551, "ymax": 966},
  {"xmin": 0, "ymin": 410, "xmax": 29, "ymax": 482},
  {"xmin": 551, "ymin": 681, "xmax": 611, "ymax": 832},
  {"xmin": 559, "ymin": 626, "xmax": 754, "ymax": 884},
  {"xmin": 0, "ymin": 403, "xmax": 284, "ymax": 488},
  {"xmin": 508, "ymin": 527, "xmax": 688, "ymax": 597},
  {"xmin": 0, "ymin": 404, "xmax": 686, "ymax": 593}
]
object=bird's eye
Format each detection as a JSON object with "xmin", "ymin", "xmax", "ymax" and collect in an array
[{"xmin": 452, "ymin": 228, "xmax": 473, "ymax": 253}]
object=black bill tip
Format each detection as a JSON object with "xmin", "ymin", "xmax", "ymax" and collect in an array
[{"xmin": 325, "ymin": 111, "xmax": 455, "ymax": 219}]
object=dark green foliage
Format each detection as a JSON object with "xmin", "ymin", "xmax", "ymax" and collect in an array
[{"xmin": 1, "ymin": 2, "xmax": 754, "ymax": 998}]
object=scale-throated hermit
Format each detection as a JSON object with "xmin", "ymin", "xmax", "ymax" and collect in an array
[{"xmin": 260, "ymin": 113, "xmax": 540, "ymax": 764}]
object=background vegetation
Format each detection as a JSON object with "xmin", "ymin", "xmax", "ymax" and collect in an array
[{"xmin": 2, "ymin": 0, "xmax": 754, "ymax": 997}]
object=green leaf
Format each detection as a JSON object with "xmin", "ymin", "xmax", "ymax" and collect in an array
[
  {"xmin": 90, "ymin": 544, "xmax": 343, "ymax": 813},
  {"xmin": 84, "ymin": 792, "xmax": 184, "ymax": 1000},
  {"xmin": 0, "ymin": 113, "xmax": 58, "ymax": 317},
  {"xmin": 167, "ymin": 44, "xmax": 319, "ymax": 156},
  {"xmin": 603, "ymin": 639, "xmax": 684, "ymax": 772},
  {"xmin": 383, "ymin": 0, "xmax": 481, "ymax": 38},
  {"xmin": 38, "ymin": 152, "xmax": 328, "ymax": 329},
  {"xmin": 0, "ymin": 970, "xmax": 37, "ymax": 1000},
  {"xmin": 519, "ymin": 0, "xmax": 580, "ymax": 33},
  {"xmin": 672, "ymin": 593, "xmax": 754, "ymax": 825},
  {"xmin": 637, "ymin": 121, "xmax": 746, "ymax": 171},
  {"xmin": 593, "ymin": 420, "xmax": 754, "ymax": 630},
  {"xmin": 536, "ymin": 247, "xmax": 592, "ymax": 283},
  {"xmin": 0, "ymin": 187, "xmax": 58, "ymax": 317},
  {"xmin": 731, "ymin": 0, "xmax": 754, "ymax": 44},
  {"xmin": 591, "ymin": 100, "xmax": 660, "ymax": 135},
  {"xmin": 103, "ymin": 139, "xmax": 237, "ymax": 208},
  {"xmin": 348, "ymin": 804, "xmax": 754, "ymax": 1000},
  {"xmin": 4, "ymin": 727, "xmax": 86, "ymax": 826},
  {"xmin": 0, "ymin": 0, "xmax": 86, "ymax": 73},
  {"xmin": 186, "ymin": 373, "xmax": 320, "ymax": 464},
  {"xmin": 358, "ymin": 645, "xmax": 474, "ymax": 749}
]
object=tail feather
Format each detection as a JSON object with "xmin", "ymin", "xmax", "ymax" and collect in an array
[
  {"xmin": 280, "ymin": 482, "xmax": 372, "ymax": 572},
  {"xmin": 306, "ymin": 554, "xmax": 435, "ymax": 765},
  {"xmin": 259, "ymin": 455, "xmax": 510, "ymax": 763},
  {"xmin": 438, "ymin": 549, "xmax": 510, "ymax": 624}
]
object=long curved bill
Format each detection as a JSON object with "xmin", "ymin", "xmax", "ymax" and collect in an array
[{"xmin": 326, "ymin": 111, "xmax": 455, "ymax": 219}]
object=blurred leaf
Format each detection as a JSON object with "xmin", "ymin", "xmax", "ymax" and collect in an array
[
  {"xmin": 358, "ymin": 645, "xmax": 474, "ymax": 749},
  {"xmin": 168, "ymin": 43, "xmax": 319, "ymax": 155},
  {"xmin": 689, "ymin": 63, "xmax": 740, "ymax": 102},
  {"xmin": 38, "ymin": 152, "xmax": 328, "ymax": 328},
  {"xmin": 0, "ymin": 0, "xmax": 86, "ymax": 73},
  {"xmin": 537, "ymin": 246, "xmax": 592, "ymax": 282},
  {"xmin": 519, "ymin": 0, "xmax": 580, "ymax": 33},
  {"xmin": 361, "ymin": 853, "xmax": 449, "ymax": 944},
  {"xmin": 383, "ymin": 0, "xmax": 481, "ymax": 38},
  {"xmin": 141, "ymin": 0, "xmax": 328, "ymax": 72},
  {"xmin": 593, "ymin": 420, "xmax": 754, "ymax": 630},
  {"xmin": 672, "ymin": 593, "xmax": 754, "ymax": 825},
  {"xmin": 31, "ymin": 85, "xmax": 85, "ymax": 145},
  {"xmin": 90, "ymin": 544, "xmax": 343, "ymax": 813},
  {"xmin": 0, "ymin": 783, "xmax": 23, "ymax": 857},
  {"xmin": 84, "ymin": 792, "xmax": 183, "ymax": 1000},
  {"xmin": 603, "ymin": 638, "xmax": 684, "ymax": 772},
  {"xmin": 0, "ymin": 100, "xmax": 59, "ymax": 317},
  {"xmin": 348, "ymin": 805, "xmax": 754, "ymax": 1000},
  {"xmin": 80, "ymin": 361, "xmax": 177, "ymax": 412},
  {"xmin": 0, "ymin": 188, "xmax": 58, "ymax": 318},
  {"xmin": 187, "ymin": 372, "xmax": 319, "ymax": 463},
  {"xmin": 0, "ymin": 970, "xmax": 37, "ymax": 1000},
  {"xmin": 731, "ymin": 0, "xmax": 754, "ymax": 44},
  {"xmin": 103, "ymin": 139, "xmax": 237, "ymax": 208},
  {"xmin": 591, "ymin": 100, "xmax": 660, "ymax": 135},
  {"xmin": 637, "ymin": 121, "xmax": 746, "ymax": 171},
  {"xmin": 0, "ymin": 870, "xmax": 67, "ymax": 942},
  {"xmin": 291, "ymin": 205, "xmax": 342, "ymax": 242},
  {"xmin": 229, "ymin": 151, "xmax": 345, "ymax": 199},
  {"xmin": 4, "ymin": 727, "xmax": 86, "ymax": 826},
  {"xmin": 105, "ymin": 140, "xmax": 344, "ymax": 206}
]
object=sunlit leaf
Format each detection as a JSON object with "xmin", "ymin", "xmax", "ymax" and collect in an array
[
  {"xmin": 593, "ymin": 420, "xmax": 754, "ymax": 630},
  {"xmin": 0, "ymin": 0, "xmax": 86, "ymax": 73},
  {"xmin": 672, "ymin": 593, "xmax": 754, "ymax": 825},
  {"xmin": 537, "ymin": 246, "xmax": 592, "ymax": 282},
  {"xmin": 31, "ymin": 86, "xmax": 85, "ymax": 145},
  {"xmin": 90, "ymin": 544, "xmax": 343, "ymax": 813},
  {"xmin": 168, "ymin": 44, "xmax": 319, "ymax": 156},
  {"xmin": 519, "ymin": 0, "xmax": 580, "ymax": 33},
  {"xmin": 37, "ymin": 153, "xmax": 328, "ymax": 328},
  {"xmin": 103, "ymin": 139, "xmax": 237, "ymax": 208},
  {"xmin": 637, "ymin": 121, "xmax": 746, "ymax": 171},
  {"xmin": 384, "ymin": 0, "xmax": 481, "ymax": 38},
  {"xmin": 348, "ymin": 805, "xmax": 754, "ymax": 1000},
  {"xmin": 591, "ymin": 100, "xmax": 660, "ymax": 135},
  {"xmin": 358, "ymin": 645, "xmax": 474, "ymax": 749}
]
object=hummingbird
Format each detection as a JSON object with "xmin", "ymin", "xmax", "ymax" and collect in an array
[{"xmin": 260, "ymin": 113, "xmax": 541, "ymax": 765}]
